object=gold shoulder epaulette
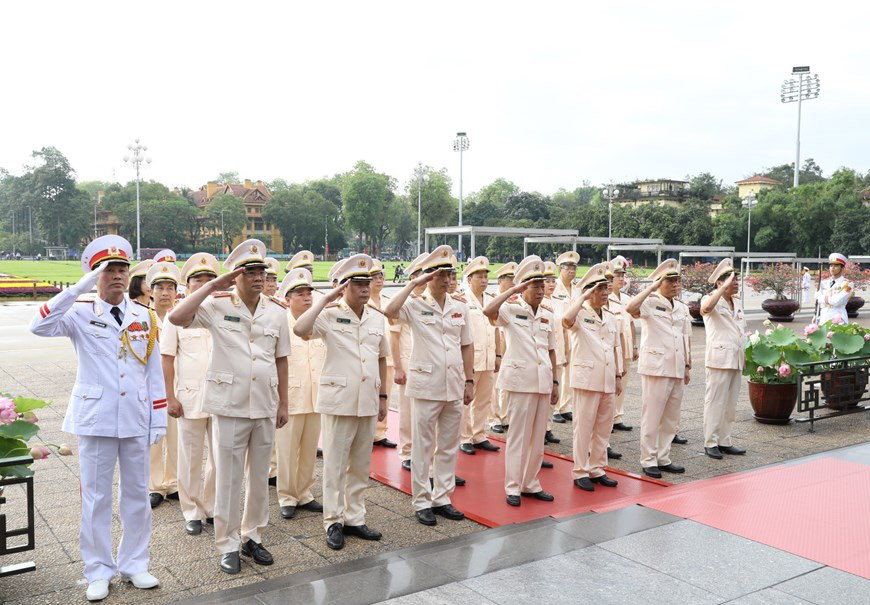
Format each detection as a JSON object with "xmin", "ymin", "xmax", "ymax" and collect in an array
[
  {"xmin": 270, "ymin": 296, "xmax": 288, "ymax": 309},
  {"xmin": 367, "ymin": 305, "xmax": 385, "ymax": 315},
  {"xmin": 213, "ymin": 292, "xmax": 233, "ymax": 298},
  {"xmin": 451, "ymin": 294, "xmax": 467, "ymax": 303},
  {"xmin": 602, "ymin": 306, "xmax": 613, "ymax": 314},
  {"xmin": 484, "ymin": 291, "xmax": 495, "ymax": 298},
  {"xmin": 132, "ymin": 299, "xmax": 151, "ymax": 308},
  {"xmin": 325, "ymin": 302, "xmax": 340, "ymax": 308},
  {"xmin": 540, "ymin": 302, "xmax": 553, "ymax": 313}
]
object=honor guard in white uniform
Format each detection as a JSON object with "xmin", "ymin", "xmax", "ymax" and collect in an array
[
  {"xmin": 458, "ymin": 256, "xmax": 501, "ymax": 455},
  {"xmin": 385, "ymin": 245, "xmax": 474, "ymax": 526},
  {"xmin": 369, "ymin": 258, "xmax": 397, "ymax": 448},
  {"xmin": 483, "ymin": 256, "xmax": 558, "ymax": 507},
  {"xmin": 263, "ymin": 257, "xmax": 280, "ymax": 297},
  {"xmin": 490, "ymin": 261, "xmax": 518, "ymax": 433},
  {"xmin": 625, "ymin": 259, "xmax": 690, "ymax": 479},
  {"xmin": 552, "ymin": 251, "xmax": 579, "ymax": 424},
  {"xmin": 815, "ymin": 253, "xmax": 853, "ymax": 325},
  {"xmin": 145, "ymin": 261, "xmax": 182, "ymax": 508},
  {"xmin": 293, "ymin": 254, "xmax": 389, "ymax": 551},
  {"xmin": 391, "ymin": 252, "xmax": 428, "ymax": 470},
  {"xmin": 606, "ymin": 256, "xmax": 636, "ymax": 434},
  {"xmin": 169, "ymin": 239, "xmax": 292, "ymax": 575},
  {"xmin": 562, "ymin": 263, "xmax": 623, "ymax": 492},
  {"xmin": 153, "ymin": 249, "xmax": 176, "ymax": 263},
  {"xmin": 160, "ymin": 253, "xmax": 220, "ymax": 536},
  {"xmin": 541, "ymin": 261, "xmax": 564, "ymax": 447},
  {"xmin": 701, "ymin": 259, "xmax": 747, "ymax": 459},
  {"xmin": 30, "ymin": 235, "xmax": 164, "ymax": 601},
  {"xmin": 274, "ymin": 269, "xmax": 326, "ymax": 520}
]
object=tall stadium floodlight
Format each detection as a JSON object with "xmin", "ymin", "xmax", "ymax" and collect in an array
[
  {"xmin": 602, "ymin": 183, "xmax": 620, "ymax": 238},
  {"xmin": 781, "ymin": 67, "xmax": 820, "ymax": 187},
  {"xmin": 741, "ymin": 194, "xmax": 758, "ymax": 272},
  {"xmin": 453, "ymin": 132, "xmax": 469, "ymax": 259},
  {"xmin": 123, "ymin": 139, "xmax": 152, "ymax": 260}
]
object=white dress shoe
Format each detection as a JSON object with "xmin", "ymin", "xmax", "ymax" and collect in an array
[
  {"xmin": 122, "ymin": 571, "xmax": 160, "ymax": 589},
  {"xmin": 86, "ymin": 579, "xmax": 110, "ymax": 601}
]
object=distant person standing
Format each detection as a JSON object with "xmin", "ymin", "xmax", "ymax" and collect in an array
[
  {"xmin": 489, "ymin": 262, "xmax": 518, "ymax": 434},
  {"xmin": 369, "ymin": 258, "xmax": 397, "ymax": 449},
  {"xmin": 801, "ymin": 267, "xmax": 812, "ymax": 304},
  {"xmin": 815, "ymin": 253, "xmax": 853, "ymax": 325},
  {"xmin": 552, "ymin": 251, "xmax": 579, "ymax": 424}
]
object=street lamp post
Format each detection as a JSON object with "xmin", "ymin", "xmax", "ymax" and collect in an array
[
  {"xmin": 781, "ymin": 67, "xmax": 820, "ymax": 187},
  {"xmin": 123, "ymin": 139, "xmax": 152, "ymax": 260},
  {"xmin": 602, "ymin": 183, "xmax": 620, "ymax": 238},
  {"xmin": 453, "ymin": 132, "xmax": 469, "ymax": 259},
  {"xmin": 742, "ymin": 194, "xmax": 758, "ymax": 275}
]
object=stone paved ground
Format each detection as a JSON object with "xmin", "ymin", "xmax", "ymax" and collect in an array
[{"xmin": 0, "ymin": 303, "xmax": 868, "ymax": 604}]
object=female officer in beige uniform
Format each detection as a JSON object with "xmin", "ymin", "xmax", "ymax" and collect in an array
[
  {"xmin": 552, "ymin": 251, "xmax": 579, "ymax": 423},
  {"xmin": 490, "ymin": 261, "xmax": 517, "ymax": 433},
  {"xmin": 625, "ymin": 259, "xmax": 690, "ymax": 479},
  {"xmin": 484, "ymin": 256, "xmax": 558, "ymax": 507},
  {"xmin": 369, "ymin": 259, "xmax": 397, "ymax": 448},
  {"xmin": 700, "ymin": 259, "xmax": 746, "ymax": 459}
]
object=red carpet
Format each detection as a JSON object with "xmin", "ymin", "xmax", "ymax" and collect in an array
[
  {"xmin": 368, "ymin": 409, "xmax": 670, "ymax": 528},
  {"xmin": 635, "ymin": 457, "xmax": 870, "ymax": 580}
]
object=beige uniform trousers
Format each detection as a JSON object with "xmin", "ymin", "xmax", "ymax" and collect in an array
[
  {"xmin": 613, "ymin": 359, "xmax": 632, "ymax": 424},
  {"xmin": 411, "ymin": 398, "xmax": 462, "ymax": 511},
  {"xmin": 491, "ymin": 387, "xmax": 510, "ymax": 426},
  {"xmin": 572, "ymin": 389, "xmax": 614, "ymax": 480},
  {"xmin": 275, "ymin": 412, "xmax": 321, "ymax": 507},
  {"xmin": 176, "ymin": 416, "xmax": 215, "ymax": 522},
  {"xmin": 504, "ymin": 391, "xmax": 549, "ymax": 496},
  {"xmin": 703, "ymin": 368, "xmax": 741, "ymax": 449},
  {"xmin": 212, "ymin": 415, "xmax": 274, "ymax": 554},
  {"xmin": 461, "ymin": 370, "xmax": 495, "ymax": 444},
  {"xmin": 557, "ymin": 362, "xmax": 572, "ymax": 415},
  {"xmin": 321, "ymin": 414, "xmax": 377, "ymax": 531},
  {"xmin": 373, "ymin": 366, "xmax": 395, "ymax": 442},
  {"xmin": 148, "ymin": 415, "xmax": 178, "ymax": 496},
  {"xmin": 640, "ymin": 375, "xmax": 684, "ymax": 468},
  {"xmin": 397, "ymin": 381, "xmax": 413, "ymax": 461}
]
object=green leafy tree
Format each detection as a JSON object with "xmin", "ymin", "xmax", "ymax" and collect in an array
[
  {"xmin": 341, "ymin": 161, "xmax": 396, "ymax": 253},
  {"xmin": 204, "ymin": 194, "xmax": 247, "ymax": 249},
  {"xmin": 686, "ymin": 172, "xmax": 723, "ymax": 201},
  {"xmin": 215, "ymin": 171, "xmax": 240, "ymax": 185},
  {"xmin": 264, "ymin": 186, "xmax": 342, "ymax": 254},
  {"xmin": 406, "ymin": 165, "xmax": 456, "ymax": 229}
]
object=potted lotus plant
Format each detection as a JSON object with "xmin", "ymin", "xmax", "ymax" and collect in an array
[
  {"xmin": 802, "ymin": 319, "xmax": 870, "ymax": 409},
  {"xmin": 0, "ymin": 394, "xmax": 72, "ymax": 486},
  {"xmin": 745, "ymin": 263, "xmax": 800, "ymax": 322},
  {"xmin": 680, "ymin": 261, "xmax": 717, "ymax": 326}
]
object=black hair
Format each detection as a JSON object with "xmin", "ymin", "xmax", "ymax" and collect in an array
[{"xmin": 129, "ymin": 275, "xmax": 147, "ymax": 299}]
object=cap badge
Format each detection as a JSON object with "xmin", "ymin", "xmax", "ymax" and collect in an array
[
  {"xmin": 358, "ymin": 260, "xmax": 366, "ymax": 268},
  {"xmin": 200, "ymin": 257, "xmax": 207, "ymax": 264},
  {"xmin": 441, "ymin": 249, "xmax": 448, "ymax": 257},
  {"xmin": 109, "ymin": 246, "xmax": 118, "ymax": 254},
  {"xmin": 251, "ymin": 245, "xmax": 258, "ymax": 253}
]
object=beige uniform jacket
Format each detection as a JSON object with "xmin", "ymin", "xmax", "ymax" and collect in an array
[
  {"xmin": 566, "ymin": 303, "xmax": 622, "ymax": 393},
  {"xmin": 494, "ymin": 297, "xmax": 556, "ymax": 394},
  {"xmin": 368, "ymin": 294, "xmax": 394, "ymax": 368},
  {"xmin": 311, "ymin": 301, "xmax": 389, "ymax": 417},
  {"xmin": 160, "ymin": 320, "xmax": 213, "ymax": 419},
  {"xmin": 637, "ymin": 293, "xmax": 690, "ymax": 379},
  {"xmin": 397, "ymin": 292, "xmax": 473, "ymax": 401},
  {"xmin": 462, "ymin": 291, "xmax": 497, "ymax": 372},
  {"xmin": 701, "ymin": 295, "xmax": 746, "ymax": 371},
  {"xmin": 189, "ymin": 292, "xmax": 292, "ymax": 419},
  {"xmin": 551, "ymin": 281, "xmax": 573, "ymax": 363},
  {"xmin": 608, "ymin": 291, "xmax": 634, "ymax": 360},
  {"xmin": 287, "ymin": 313, "xmax": 327, "ymax": 415}
]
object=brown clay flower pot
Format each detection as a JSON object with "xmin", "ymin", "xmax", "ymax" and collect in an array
[
  {"xmin": 687, "ymin": 300, "xmax": 704, "ymax": 326},
  {"xmin": 845, "ymin": 296, "xmax": 865, "ymax": 319},
  {"xmin": 761, "ymin": 299, "xmax": 800, "ymax": 323},
  {"xmin": 820, "ymin": 369, "xmax": 869, "ymax": 410},
  {"xmin": 748, "ymin": 381, "xmax": 797, "ymax": 424}
]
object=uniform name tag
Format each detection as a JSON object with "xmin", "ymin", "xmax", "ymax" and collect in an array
[
  {"xmin": 337, "ymin": 317, "xmax": 351, "ymax": 324},
  {"xmin": 451, "ymin": 312, "xmax": 462, "ymax": 319},
  {"xmin": 89, "ymin": 320, "xmax": 107, "ymax": 328},
  {"xmin": 540, "ymin": 318, "xmax": 549, "ymax": 324},
  {"xmin": 584, "ymin": 318, "xmax": 595, "ymax": 324},
  {"xmin": 224, "ymin": 315, "xmax": 241, "ymax": 322},
  {"xmin": 516, "ymin": 315, "xmax": 528, "ymax": 320},
  {"xmin": 656, "ymin": 306, "xmax": 667, "ymax": 312},
  {"xmin": 421, "ymin": 311, "xmax": 434, "ymax": 316}
]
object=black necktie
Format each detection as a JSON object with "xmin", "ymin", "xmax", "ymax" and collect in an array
[
  {"xmin": 110, "ymin": 306, "xmax": 123, "ymax": 326},
  {"xmin": 830, "ymin": 279, "xmax": 835, "ymax": 288}
]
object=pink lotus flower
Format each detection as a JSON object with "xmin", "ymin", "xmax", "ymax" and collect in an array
[
  {"xmin": 831, "ymin": 315, "xmax": 843, "ymax": 325},
  {"xmin": 778, "ymin": 364, "xmax": 791, "ymax": 378},
  {"xmin": 804, "ymin": 324, "xmax": 819, "ymax": 335},
  {"xmin": 29, "ymin": 446, "xmax": 49, "ymax": 460},
  {"xmin": 865, "ymin": 334, "xmax": 870, "ymax": 341},
  {"xmin": 756, "ymin": 366, "xmax": 765, "ymax": 374},
  {"xmin": 827, "ymin": 331, "xmax": 834, "ymax": 339},
  {"xmin": 765, "ymin": 329, "xmax": 773, "ymax": 336},
  {"xmin": 0, "ymin": 397, "xmax": 17, "ymax": 425},
  {"xmin": 57, "ymin": 444, "xmax": 73, "ymax": 456}
]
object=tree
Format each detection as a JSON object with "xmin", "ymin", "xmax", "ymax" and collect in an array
[
  {"xmin": 341, "ymin": 161, "xmax": 396, "ymax": 253},
  {"xmin": 26, "ymin": 147, "xmax": 78, "ymax": 246},
  {"xmin": 762, "ymin": 158, "xmax": 825, "ymax": 187},
  {"xmin": 686, "ymin": 172, "xmax": 723, "ymax": 201},
  {"xmin": 215, "ymin": 171, "xmax": 239, "ymax": 185},
  {"xmin": 204, "ymin": 194, "xmax": 247, "ymax": 249},
  {"xmin": 111, "ymin": 197, "xmax": 198, "ymax": 251},
  {"xmin": 264, "ymin": 186, "xmax": 342, "ymax": 255},
  {"xmin": 675, "ymin": 199, "xmax": 713, "ymax": 245},
  {"xmin": 406, "ymin": 165, "xmax": 456, "ymax": 229},
  {"xmin": 830, "ymin": 207, "xmax": 870, "ymax": 256},
  {"xmin": 504, "ymin": 191, "xmax": 550, "ymax": 222}
]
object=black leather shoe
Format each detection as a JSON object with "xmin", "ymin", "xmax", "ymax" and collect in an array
[
  {"xmin": 591, "ymin": 474, "xmax": 618, "ymax": 487},
  {"xmin": 503, "ymin": 424, "xmax": 509, "ymax": 431},
  {"xmin": 343, "ymin": 524, "xmax": 382, "ymax": 540},
  {"xmin": 659, "ymin": 463, "xmax": 685, "ymax": 474},
  {"xmin": 206, "ymin": 517, "xmax": 214, "ymax": 524},
  {"xmin": 491, "ymin": 424, "xmax": 505, "ymax": 433},
  {"xmin": 574, "ymin": 478, "xmax": 595, "ymax": 492},
  {"xmin": 460, "ymin": 443, "xmax": 476, "ymax": 455},
  {"xmin": 552, "ymin": 413, "xmax": 567, "ymax": 424},
  {"xmin": 149, "ymin": 493, "xmax": 163, "ymax": 508},
  {"xmin": 432, "ymin": 504, "xmax": 465, "ymax": 520},
  {"xmin": 541, "ymin": 460, "xmax": 554, "ymax": 469},
  {"xmin": 672, "ymin": 434, "xmax": 688, "ymax": 445},
  {"xmin": 317, "ymin": 448, "xmax": 323, "ymax": 458},
  {"xmin": 326, "ymin": 523, "xmax": 344, "ymax": 550},
  {"xmin": 268, "ymin": 476, "xmax": 277, "ymax": 487},
  {"xmin": 474, "ymin": 440, "xmax": 500, "ymax": 452},
  {"xmin": 643, "ymin": 466, "xmax": 662, "ymax": 479},
  {"xmin": 607, "ymin": 447, "xmax": 622, "ymax": 460},
  {"xmin": 298, "ymin": 499, "xmax": 324, "ymax": 512},
  {"xmin": 545, "ymin": 430, "xmax": 561, "ymax": 444},
  {"xmin": 455, "ymin": 475, "xmax": 466, "ymax": 486},
  {"xmin": 401, "ymin": 459, "xmax": 411, "ymax": 471},
  {"xmin": 612, "ymin": 422, "xmax": 633, "ymax": 431},
  {"xmin": 220, "ymin": 552, "xmax": 240, "ymax": 574},
  {"xmin": 562, "ymin": 412, "xmax": 573, "ymax": 422},
  {"xmin": 166, "ymin": 491, "xmax": 179, "ymax": 501},
  {"xmin": 506, "ymin": 495, "xmax": 521, "ymax": 507},
  {"xmin": 719, "ymin": 445, "xmax": 746, "ymax": 455},
  {"xmin": 280, "ymin": 505, "xmax": 296, "ymax": 519},
  {"xmin": 185, "ymin": 520, "xmax": 203, "ymax": 535},
  {"xmin": 415, "ymin": 508, "xmax": 437, "ymax": 526},
  {"xmin": 705, "ymin": 446, "xmax": 723, "ymax": 460},
  {"xmin": 241, "ymin": 539, "xmax": 273, "ymax": 565},
  {"xmin": 522, "ymin": 490, "xmax": 555, "ymax": 501},
  {"xmin": 373, "ymin": 438, "xmax": 397, "ymax": 448}
]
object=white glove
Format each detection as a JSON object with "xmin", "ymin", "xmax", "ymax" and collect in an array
[
  {"xmin": 149, "ymin": 429, "xmax": 165, "ymax": 445},
  {"xmin": 69, "ymin": 262, "xmax": 108, "ymax": 297}
]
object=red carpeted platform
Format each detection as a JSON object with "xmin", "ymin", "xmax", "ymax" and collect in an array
[
  {"xmin": 635, "ymin": 457, "xmax": 870, "ymax": 580},
  {"xmin": 368, "ymin": 409, "xmax": 670, "ymax": 528}
]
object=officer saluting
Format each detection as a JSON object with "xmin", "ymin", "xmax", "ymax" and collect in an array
[
  {"xmin": 30, "ymin": 235, "xmax": 164, "ymax": 601},
  {"xmin": 169, "ymin": 239, "xmax": 292, "ymax": 575},
  {"xmin": 815, "ymin": 253, "xmax": 854, "ymax": 325},
  {"xmin": 490, "ymin": 261, "xmax": 517, "ymax": 433},
  {"xmin": 552, "ymin": 251, "xmax": 579, "ymax": 424},
  {"xmin": 369, "ymin": 258, "xmax": 397, "ymax": 448},
  {"xmin": 264, "ymin": 257, "xmax": 280, "ymax": 297}
]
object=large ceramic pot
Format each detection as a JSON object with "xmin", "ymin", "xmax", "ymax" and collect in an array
[
  {"xmin": 846, "ymin": 296, "xmax": 865, "ymax": 319},
  {"xmin": 821, "ymin": 369, "xmax": 869, "ymax": 410},
  {"xmin": 687, "ymin": 300, "xmax": 704, "ymax": 326},
  {"xmin": 761, "ymin": 299, "xmax": 800, "ymax": 322},
  {"xmin": 748, "ymin": 381, "xmax": 798, "ymax": 424}
]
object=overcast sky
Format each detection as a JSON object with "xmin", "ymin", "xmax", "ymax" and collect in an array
[{"xmin": 1, "ymin": 1, "xmax": 868, "ymax": 198}]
